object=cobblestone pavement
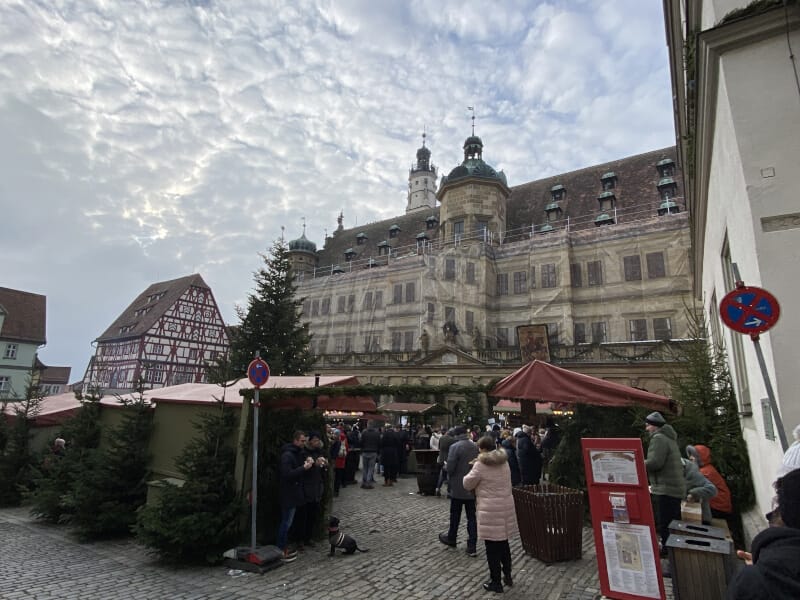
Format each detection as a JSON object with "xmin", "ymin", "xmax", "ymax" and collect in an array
[{"xmin": 0, "ymin": 473, "xmax": 674, "ymax": 599}]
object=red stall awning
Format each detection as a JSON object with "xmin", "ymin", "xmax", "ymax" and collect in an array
[{"xmin": 489, "ymin": 360, "xmax": 671, "ymax": 412}]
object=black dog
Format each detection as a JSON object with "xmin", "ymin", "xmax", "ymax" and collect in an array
[{"xmin": 328, "ymin": 516, "xmax": 368, "ymax": 556}]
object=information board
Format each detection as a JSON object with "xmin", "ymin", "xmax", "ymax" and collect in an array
[{"xmin": 582, "ymin": 438, "xmax": 665, "ymax": 600}]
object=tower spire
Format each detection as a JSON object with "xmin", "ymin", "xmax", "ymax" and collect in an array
[{"xmin": 468, "ymin": 106, "xmax": 475, "ymax": 135}]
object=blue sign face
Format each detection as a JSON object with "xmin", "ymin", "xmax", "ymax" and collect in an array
[
  {"xmin": 720, "ymin": 286, "xmax": 780, "ymax": 335},
  {"xmin": 247, "ymin": 359, "xmax": 270, "ymax": 387}
]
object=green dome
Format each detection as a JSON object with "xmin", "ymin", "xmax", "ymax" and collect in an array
[
  {"xmin": 288, "ymin": 232, "xmax": 317, "ymax": 253},
  {"xmin": 440, "ymin": 135, "xmax": 508, "ymax": 188}
]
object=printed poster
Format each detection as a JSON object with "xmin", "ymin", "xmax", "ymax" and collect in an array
[
  {"xmin": 590, "ymin": 450, "xmax": 639, "ymax": 485},
  {"xmin": 601, "ymin": 521, "xmax": 660, "ymax": 599}
]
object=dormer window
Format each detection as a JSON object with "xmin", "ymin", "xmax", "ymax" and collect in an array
[
  {"xmin": 657, "ymin": 158, "xmax": 675, "ymax": 178},
  {"xmin": 550, "ymin": 183, "xmax": 565, "ymax": 202},
  {"xmin": 344, "ymin": 248, "xmax": 356, "ymax": 261},
  {"xmin": 426, "ymin": 215, "xmax": 438, "ymax": 230},
  {"xmin": 365, "ymin": 258, "xmax": 377, "ymax": 269},
  {"xmin": 597, "ymin": 190, "xmax": 616, "ymax": 212},
  {"xmin": 594, "ymin": 213, "xmax": 615, "ymax": 226},
  {"xmin": 657, "ymin": 177, "xmax": 677, "ymax": 201},
  {"xmin": 356, "ymin": 232, "xmax": 368, "ymax": 245},
  {"xmin": 416, "ymin": 232, "xmax": 429, "ymax": 241},
  {"xmin": 600, "ymin": 172, "xmax": 617, "ymax": 191},
  {"xmin": 377, "ymin": 240, "xmax": 390, "ymax": 256},
  {"xmin": 595, "ymin": 191, "xmax": 616, "ymax": 227},
  {"xmin": 332, "ymin": 265, "xmax": 345, "ymax": 274},
  {"xmin": 544, "ymin": 202, "xmax": 562, "ymax": 223},
  {"xmin": 389, "ymin": 224, "xmax": 401, "ymax": 239}
]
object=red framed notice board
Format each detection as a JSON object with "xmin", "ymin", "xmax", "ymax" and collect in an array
[{"xmin": 581, "ymin": 438, "xmax": 665, "ymax": 600}]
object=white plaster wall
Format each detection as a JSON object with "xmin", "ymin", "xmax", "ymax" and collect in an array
[
  {"xmin": 723, "ymin": 32, "xmax": 800, "ymax": 436},
  {"xmin": 701, "ymin": 0, "xmax": 749, "ymax": 30},
  {"xmin": 701, "ymin": 28, "xmax": 799, "ymax": 523}
]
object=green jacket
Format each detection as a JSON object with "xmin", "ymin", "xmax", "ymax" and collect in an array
[{"xmin": 645, "ymin": 424, "xmax": 685, "ymax": 498}]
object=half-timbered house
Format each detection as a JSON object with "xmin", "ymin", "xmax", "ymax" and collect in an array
[{"xmin": 81, "ymin": 274, "xmax": 230, "ymax": 394}]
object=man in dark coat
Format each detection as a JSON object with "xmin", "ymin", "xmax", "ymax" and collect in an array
[
  {"xmin": 293, "ymin": 431, "xmax": 328, "ymax": 549},
  {"xmin": 360, "ymin": 423, "xmax": 381, "ymax": 488},
  {"xmin": 726, "ymin": 468, "xmax": 800, "ymax": 599},
  {"xmin": 439, "ymin": 425, "xmax": 479, "ymax": 556},
  {"xmin": 436, "ymin": 427, "xmax": 455, "ymax": 496},
  {"xmin": 516, "ymin": 426, "xmax": 542, "ymax": 485},
  {"xmin": 277, "ymin": 430, "xmax": 313, "ymax": 562}
]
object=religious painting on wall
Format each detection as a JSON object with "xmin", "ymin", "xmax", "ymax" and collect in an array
[{"xmin": 517, "ymin": 324, "xmax": 550, "ymax": 363}]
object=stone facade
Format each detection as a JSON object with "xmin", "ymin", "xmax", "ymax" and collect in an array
[{"xmin": 288, "ymin": 136, "xmax": 692, "ymax": 396}]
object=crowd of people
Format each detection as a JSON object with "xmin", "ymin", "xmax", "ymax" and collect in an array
[
  {"xmin": 276, "ymin": 419, "xmax": 558, "ymax": 592},
  {"xmin": 644, "ymin": 412, "xmax": 800, "ymax": 598},
  {"xmin": 49, "ymin": 409, "xmax": 799, "ymax": 596}
]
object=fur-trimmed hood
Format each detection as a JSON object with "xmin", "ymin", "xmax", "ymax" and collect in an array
[{"xmin": 476, "ymin": 448, "xmax": 509, "ymax": 466}]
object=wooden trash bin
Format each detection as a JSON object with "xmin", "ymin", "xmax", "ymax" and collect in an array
[
  {"xmin": 512, "ymin": 483, "xmax": 584, "ymax": 563},
  {"xmin": 667, "ymin": 534, "xmax": 733, "ymax": 600},
  {"xmin": 668, "ymin": 520, "xmax": 730, "ymax": 542},
  {"xmin": 413, "ymin": 449, "xmax": 439, "ymax": 495}
]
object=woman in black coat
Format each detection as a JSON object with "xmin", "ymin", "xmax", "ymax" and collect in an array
[
  {"xmin": 515, "ymin": 427, "xmax": 542, "ymax": 485},
  {"xmin": 380, "ymin": 426, "xmax": 402, "ymax": 486},
  {"xmin": 501, "ymin": 434, "xmax": 521, "ymax": 487}
]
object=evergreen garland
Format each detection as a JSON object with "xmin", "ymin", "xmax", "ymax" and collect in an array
[
  {"xmin": 239, "ymin": 382, "xmax": 498, "ymax": 404},
  {"xmin": 135, "ymin": 403, "xmax": 243, "ymax": 563},
  {"xmin": 230, "ymin": 238, "xmax": 313, "ymax": 376}
]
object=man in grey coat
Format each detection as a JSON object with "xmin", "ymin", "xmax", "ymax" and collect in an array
[{"xmin": 438, "ymin": 425, "xmax": 479, "ymax": 556}]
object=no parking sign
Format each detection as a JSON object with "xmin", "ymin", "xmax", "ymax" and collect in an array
[{"xmin": 719, "ymin": 285, "xmax": 780, "ymax": 336}]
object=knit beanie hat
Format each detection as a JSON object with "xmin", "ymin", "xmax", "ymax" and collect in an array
[{"xmin": 645, "ymin": 412, "xmax": 666, "ymax": 426}]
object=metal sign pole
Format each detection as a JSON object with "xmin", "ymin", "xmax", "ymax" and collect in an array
[
  {"xmin": 751, "ymin": 336, "xmax": 789, "ymax": 451},
  {"xmin": 727, "ymin": 263, "xmax": 787, "ymax": 451},
  {"xmin": 251, "ymin": 387, "xmax": 259, "ymax": 550}
]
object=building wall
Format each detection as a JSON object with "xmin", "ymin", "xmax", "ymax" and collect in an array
[
  {"xmin": 665, "ymin": 0, "xmax": 800, "ymax": 539},
  {"xmin": 0, "ymin": 341, "xmax": 39, "ymax": 399},
  {"xmin": 85, "ymin": 284, "xmax": 229, "ymax": 394},
  {"xmin": 698, "ymin": 14, "xmax": 800, "ymax": 517}
]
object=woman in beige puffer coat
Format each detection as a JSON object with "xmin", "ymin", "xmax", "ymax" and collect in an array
[{"xmin": 463, "ymin": 436, "xmax": 518, "ymax": 594}]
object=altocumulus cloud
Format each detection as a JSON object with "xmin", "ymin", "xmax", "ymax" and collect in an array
[{"xmin": 0, "ymin": 0, "xmax": 675, "ymax": 377}]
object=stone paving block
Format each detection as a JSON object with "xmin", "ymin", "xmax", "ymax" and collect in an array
[{"xmin": 0, "ymin": 474, "xmax": 676, "ymax": 599}]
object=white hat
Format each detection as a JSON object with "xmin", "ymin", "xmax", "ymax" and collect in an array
[{"xmin": 778, "ymin": 441, "xmax": 800, "ymax": 478}]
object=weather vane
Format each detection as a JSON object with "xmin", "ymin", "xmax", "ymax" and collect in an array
[{"xmin": 467, "ymin": 106, "xmax": 475, "ymax": 135}]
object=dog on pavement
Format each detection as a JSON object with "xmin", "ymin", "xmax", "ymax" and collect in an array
[{"xmin": 328, "ymin": 516, "xmax": 368, "ymax": 556}]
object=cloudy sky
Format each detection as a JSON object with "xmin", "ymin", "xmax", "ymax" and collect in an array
[{"xmin": 1, "ymin": 0, "xmax": 676, "ymax": 381}]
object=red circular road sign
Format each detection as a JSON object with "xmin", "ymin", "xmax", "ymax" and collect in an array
[
  {"xmin": 247, "ymin": 358, "xmax": 270, "ymax": 388},
  {"xmin": 719, "ymin": 285, "xmax": 780, "ymax": 335}
]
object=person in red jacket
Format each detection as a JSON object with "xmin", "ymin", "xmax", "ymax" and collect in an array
[
  {"xmin": 331, "ymin": 428, "xmax": 350, "ymax": 497},
  {"xmin": 686, "ymin": 444, "xmax": 733, "ymax": 517}
]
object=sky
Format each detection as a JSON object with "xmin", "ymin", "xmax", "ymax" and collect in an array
[{"xmin": 0, "ymin": 0, "xmax": 677, "ymax": 382}]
